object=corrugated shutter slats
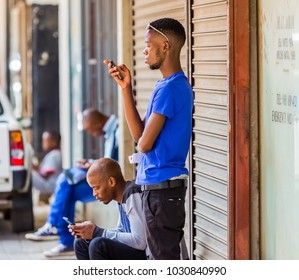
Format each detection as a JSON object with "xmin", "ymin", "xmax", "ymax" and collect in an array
[{"xmin": 191, "ymin": 0, "xmax": 229, "ymax": 260}]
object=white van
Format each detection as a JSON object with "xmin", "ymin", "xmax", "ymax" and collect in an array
[{"xmin": 0, "ymin": 88, "xmax": 34, "ymax": 232}]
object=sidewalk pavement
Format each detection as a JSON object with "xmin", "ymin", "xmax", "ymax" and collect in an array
[{"xmin": 0, "ymin": 203, "xmax": 76, "ymax": 260}]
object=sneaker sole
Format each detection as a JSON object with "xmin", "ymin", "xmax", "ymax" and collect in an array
[
  {"xmin": 44, "ymin": 250, "xmax": 75, "ymax": 258},
  {"xmin": 25, "ymin": 233, "xmax": 59, "ymax": 241}
]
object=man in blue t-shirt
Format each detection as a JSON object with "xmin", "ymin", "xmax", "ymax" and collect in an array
[
  {"xmin": 104, "ymin": 18, "xmax": 194, "ymax": 259},
  {"xmin": 25, "ymin": 108, "xmax": 119, "ymax": 258}
]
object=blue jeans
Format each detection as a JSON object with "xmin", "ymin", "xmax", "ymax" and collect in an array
[{"xmin": 47, "ymin": 167, "xmax": 95, "ymax": 247}]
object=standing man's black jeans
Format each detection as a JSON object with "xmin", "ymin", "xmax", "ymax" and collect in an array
[
  {"xmin": 74, "ymin": 237, "xmax": 147, "ymax": 260},
  {"xmin": 142, "ymin": 186, "xmax": 186, "ymax": 260}
]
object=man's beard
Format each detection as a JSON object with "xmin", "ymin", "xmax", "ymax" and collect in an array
[
  {"xmin": 149, "ymin": 63, "xmax": 160, "ymax": 70},
  {"xmin": 148, "ymin": 51, "xmax": 163, "ymax": 70}
]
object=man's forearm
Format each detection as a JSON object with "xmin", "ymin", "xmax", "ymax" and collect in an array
[{"xmin": 122, "ymin": 86, "xmax": 144, "ymax": 142}]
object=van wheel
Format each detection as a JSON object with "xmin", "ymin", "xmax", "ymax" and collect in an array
[{"xmin": 11, "ymin": 182, "xmax": 34, "ymax": 233}]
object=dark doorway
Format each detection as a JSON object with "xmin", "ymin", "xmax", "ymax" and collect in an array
[{"xmin": 31, "ymin": 4, "xmax": 59, "ymax": 158}]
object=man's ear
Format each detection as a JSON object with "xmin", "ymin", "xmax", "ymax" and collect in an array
[
  {"xmin": 163, "ymin": 41, "xmax": 171, "ymax": 52},
  {"xmin": 108, "ymin": 176, "xmax": 116, "ymax": 187}
]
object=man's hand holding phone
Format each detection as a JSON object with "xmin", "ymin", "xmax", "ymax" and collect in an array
[
  {"xmin": 109, "ymin": 60, "xmax": 123, "ymax": 80},
  {"xmin": 68, "ymin": 220, "xmax": 96, "ymax": 241},
  {"xmin": 103, "ymin": 59, "xmax": 132, "ymax": 89}
]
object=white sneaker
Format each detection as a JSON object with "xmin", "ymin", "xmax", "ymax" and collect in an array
[
  {"xmin": 25, "ymin": 223, "xmax": 59, "ymax": 241},
  {"xmin": 44, "ymin": 243, "xmax": 74, "ymax": 258}
]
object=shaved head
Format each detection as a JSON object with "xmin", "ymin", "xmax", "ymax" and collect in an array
[
  {"xmin": 82, "ymin": 108, "xmax": 107, "ymax": 126},
  {"xmin": 82, "ymin": 108, "xmax": 109, "ymax": 137},
  {"xmin": 87, "ymin": 158, "xmax": 124, "ymax": 182},
  {"xmin": 86, "ymin": 158, "xmax": 126, "ymax": 204}
]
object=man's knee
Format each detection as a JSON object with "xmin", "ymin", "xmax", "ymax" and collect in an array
[
  {"xmin": 74, "ymin": 237, "xmax": 88, "ymax": 251},
  {"xmin": 89, "ymin": 237, "xmax": 109, "ymax": 249},
  {"xmin": 89, "ymin": 237, "xmax": 110, "ymax": 258}
]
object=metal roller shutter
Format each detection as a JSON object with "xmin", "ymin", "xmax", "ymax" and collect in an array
[{"xmin": 191, "ymin": 0, "xmax": 229, "ymax": 260}]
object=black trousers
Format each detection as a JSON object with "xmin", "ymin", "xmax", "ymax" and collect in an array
[
  {"xmin": 74, "ymin": 237, "xmax": 147, "ymax": 260},
  {"xmin": 142, "ymin": 186, "xmax": 186, "ymax": 260}
]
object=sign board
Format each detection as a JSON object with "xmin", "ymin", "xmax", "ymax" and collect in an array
[{"xmin": 259, "ymin": 0, "xmax": 299, "ymax": 259}]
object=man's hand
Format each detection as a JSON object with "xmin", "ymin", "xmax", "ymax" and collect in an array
[
  {"xmin": 103, "ymin": 59, "xmax": 132, "ymax": 89},
  {"xmin": 68, "ymin": 221, "xmax": 96, "ymax": 240},
  {"xmin": 75, "ymin": 159, "xmax": 92, "ymax": 170}
]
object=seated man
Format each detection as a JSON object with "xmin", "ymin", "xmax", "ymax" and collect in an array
[
  {"xmin": 32, "ymin": 130, "xmax": 62, "ymax": 200},
  {"xmin": 25, "ymin": 108, "xmax": 119, "ymax": 257},
  {"xmin": 70, "ymin": 158, "xmax": 147, "ymax": 260}
]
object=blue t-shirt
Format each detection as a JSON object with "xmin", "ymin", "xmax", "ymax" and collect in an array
[{"xmin": 136, "ymin": 71, "xmax": 194, "ymax": 185}]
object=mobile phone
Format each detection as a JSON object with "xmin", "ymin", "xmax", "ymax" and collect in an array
[
  {"xmin": 63, "ymin": 216, "xmax": 75, "ymax": 225},
  {"xmin": 110, "ymin": 60, "xmax": 123, "ymax": 80}
]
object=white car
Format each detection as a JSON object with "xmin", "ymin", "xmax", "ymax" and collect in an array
[{"xmin": 0, "ymin": 88, "xmax": 34, "ymax": 232}]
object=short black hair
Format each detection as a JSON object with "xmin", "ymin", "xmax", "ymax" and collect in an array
[{"xmin": 149, "ymin": 18, "xmax": 186, "ymax": 45}]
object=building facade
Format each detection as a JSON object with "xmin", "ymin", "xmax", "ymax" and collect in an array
[{"xmin": 2, "ymin": 0, "xmax": 299, "ymax": 259}]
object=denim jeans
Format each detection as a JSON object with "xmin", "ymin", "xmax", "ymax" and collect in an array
[
  {"xmin": 47, "ymin": 167, "xmax": 95, "ymax": 247},
  {"xmin": 74, "ymin": 237, "xmax": 147, "ymax": 260}
]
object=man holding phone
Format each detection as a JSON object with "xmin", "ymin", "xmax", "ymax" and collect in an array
[
  {"xmin": 25, "ymin": 108, "xmax": 119, "ymax": 258},
  {"xmin": 104, "ymin": 18, "xmax": 193, "ymax": 259},
  {"xmin": 69, "ymin": 158, "xmax": 147, "ymax": 260}
]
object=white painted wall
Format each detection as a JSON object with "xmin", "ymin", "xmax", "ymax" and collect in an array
[
  {"xmin": 58, "ymin": 0, "xmax": 71, "ymax": 168},
  {"xmin": 0, "ymin": 0, "xmax": 7, "ymax": 89},
  {"xmin": 117, "ymin": 0, "xmax": 135, "ymax": 180}
]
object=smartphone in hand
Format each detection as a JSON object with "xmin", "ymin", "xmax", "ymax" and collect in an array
[
  {"xmin": 110, "ymin": 60, "xmax": 123, "ymax": 80},
  {"xmin": 63, "ymin": 216, "xmax": 75, "ymax": 225}
]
